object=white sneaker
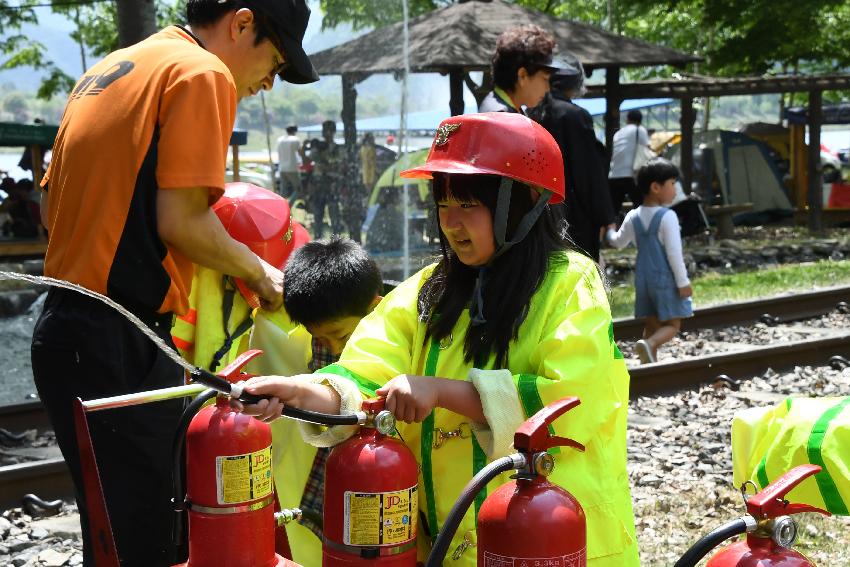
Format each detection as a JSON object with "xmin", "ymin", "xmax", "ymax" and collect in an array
[{"xmin": 635, "ymin": 339, "xmax": 656, "ymax": 364}]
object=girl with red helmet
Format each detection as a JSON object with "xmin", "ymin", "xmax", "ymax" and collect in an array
[{"xmin": 235, "ymin": 113, "xmax": 638, "ymax": 566}]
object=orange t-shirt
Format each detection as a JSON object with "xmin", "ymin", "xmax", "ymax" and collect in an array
[{"xmin": 42, "ymin": 26, "xmax": 237, "ymax": 316}]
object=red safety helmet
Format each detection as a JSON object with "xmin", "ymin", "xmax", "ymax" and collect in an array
[
  {"xmin": 213, "ymin": 182, "xmax": 310, "ymax": 305},
  {"xmin": 400, "ymin": 112, "xmax": 565, "ymax": 204}
]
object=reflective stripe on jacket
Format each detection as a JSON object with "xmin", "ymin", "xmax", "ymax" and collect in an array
[{"xmin": 733, "ymin": 396, "xmax": 850, "ymax": 516}]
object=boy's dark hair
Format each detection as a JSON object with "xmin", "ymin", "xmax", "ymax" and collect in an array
[
  {"xmin": 492, "ymin": 25, "xmax": 556, "ymax": 92},
  {"xmin": 286, "ymin": 125, "xmax": 298, "ymax": 134},
  {"xmin": 186, "ymin": 0, "xmax": 276, "ymax": 48},
  {"xmin": 284, "ymin": 236, "xmax": 383, "ymax": 326},
  {"xmin": 626, "ymin": 110, "xmax": 643, "ymax": 124},
  {"xmin": 636, "ymin": 157, "xmax": 679, "ymax": 196},
  {"xmin": 418, "ymin": 173, "xmax": 572, "ymax": 368}
]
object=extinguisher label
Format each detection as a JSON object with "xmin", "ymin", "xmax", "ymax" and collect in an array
[
  {"xmin": 343, "ymin": 485, "xmax": 418, "ymax": 546},
  {"xmin": 215, "ymin": 446, "xmax": 273, "ymax": 505},
  {"xmin": 482, "ymin": 549, "xmax": 587, "ymax": 567}
]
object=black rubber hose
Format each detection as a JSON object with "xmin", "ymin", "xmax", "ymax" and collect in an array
[
  {"xmin": 171, "ymin": 388, "xmax": 218, "ymax": 547},
  {"xmin": 424, "ymin": 455, "xmax": 519, "ymax": 567},
  {"xmin": 191, "ymin": 367, "xmax": 360, "ymax": 426},
  {"xmin": 672, "ymin": 518, "xmax": 749, "ymax": 567}
]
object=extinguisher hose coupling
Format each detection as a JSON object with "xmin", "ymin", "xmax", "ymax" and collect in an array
[
  {"xmin": 229, "ymin": 381, "xmax": 245, "ymax": 400},
  {"xmin": 275, "ymin": 508, "xmax": 303, "ymax": 526},
  {"xmin": 672, "ymin": 517, "xmax": 751, "ymax": 567},
  {"xmin": 509, "ymin": 452, "xmax": 528, "ymax": 471}
]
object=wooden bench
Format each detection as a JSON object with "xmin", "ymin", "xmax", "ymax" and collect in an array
[
  {"xmin": 0, "ymin": 238, "xmax": 47, "ymax": 258},
  {"xmin": 704, "ymin": 203, "xmax": 754, "ymax": 239},
  {"xmin": 793, "ymin": 207, "xmax": 850, "ymax": 227}
]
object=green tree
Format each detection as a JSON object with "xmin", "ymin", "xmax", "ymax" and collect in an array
[
  {"xmin": 2, "ymin": 0, "xmax": 186, "ymax": 101},
  {"xmin": 319, "ymin": 0, "xmax": 570, "ymax": 31}
]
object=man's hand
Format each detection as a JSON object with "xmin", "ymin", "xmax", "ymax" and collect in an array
[
  {"xmin": 376, "ymin": 375, "xmax": 440, "ymax": 424},
  {"xmin": 679, "ymin": 285, "xmax": 693, "ymax": 298},
  {"xmin": 243, "ymin": 257, "xmax": 284, "ymax": 312}
]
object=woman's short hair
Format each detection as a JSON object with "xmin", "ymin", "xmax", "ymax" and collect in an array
[{"xmin": 491, "ymin": 25, "xmax": 556, "ymax": 92}]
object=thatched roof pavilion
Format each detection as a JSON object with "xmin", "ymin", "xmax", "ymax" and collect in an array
[{"xmin": 308, "ymin": 0, "xmax": 700, "ymax": 151}]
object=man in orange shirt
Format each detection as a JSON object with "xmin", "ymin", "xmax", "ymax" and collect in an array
[{"xmin": 31, "ymin": 1, "xmax": 318, "ymax": 565}]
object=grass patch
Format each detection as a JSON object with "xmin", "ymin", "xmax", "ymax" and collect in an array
[{"xmin": 608, "ymin": 259, "xmax": 850, "ymax": 319}]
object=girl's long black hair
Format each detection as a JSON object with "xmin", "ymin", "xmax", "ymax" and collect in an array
[{"xmin": 417, "ymin": 173, "xmax": 572, "ymax": 368}]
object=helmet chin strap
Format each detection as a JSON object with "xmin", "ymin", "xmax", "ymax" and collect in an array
[{"xmin": 469, "ymin": 178, "xmax": 553, "ymax": 326}]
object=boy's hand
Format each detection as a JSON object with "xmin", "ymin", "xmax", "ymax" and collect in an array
[
  {"xmin": 679, "ymin": 285, "xmax": 693, "ymax": 298},
  {"xmin": 376, "ymin": 375, "xmax": 440, "ymax": 424}
]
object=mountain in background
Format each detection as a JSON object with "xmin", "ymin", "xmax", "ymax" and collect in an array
[{"xmin": 0, "ymin": 1, "xmax": 474, "ymax": 113}]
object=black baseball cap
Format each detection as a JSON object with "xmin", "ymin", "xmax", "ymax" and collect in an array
[
  {"xmin": 543, "ymin": 55, "xmax": 582, "ymax": 77},
  {"xmin": 246, "ymin": 0, "xmax": 319, "ymax": 84}
]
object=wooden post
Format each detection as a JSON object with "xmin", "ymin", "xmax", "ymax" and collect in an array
[
  {"xmin": 680, "ymin": 97, "xmax": 695, "ymax": 196},
  {"xmin": 789, "ymin": 123, "xmax": 807, "ymax": 208},
  {"xmin": 231, "ymin": 144, "xmax": 240, "ymax": 182},
  {"xmin": 807, "ymin": 89, "xmax": 823, "ymax": 232},
  {"xmin": 604, "ymin": 66, "xmax": 621, "ymax": 159},
  {"xmin": 449, "ymin": 69, "xmax": 465, "ymax": 116},
  {"xmin": 341, "ymin": 73, "xmax": 359, "ymax": 154},
  {"xmin": 30, "ymin": 144, "xmax": 43, "ymax": 188}
]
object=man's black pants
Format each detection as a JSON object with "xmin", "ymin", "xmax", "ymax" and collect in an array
[
  {"xmin": 31, "ymin": 288, "xmax": 186, "ymax": 566},
  {"xmin": 609, "ymin": 176, "xmax": 643, "ymax": 217}
]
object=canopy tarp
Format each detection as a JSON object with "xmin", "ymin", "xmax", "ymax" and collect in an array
[
  {"xmin": 0, "ymin": 123, "xmax": 58, "ymax": 147},
  {"xmin": 302, "ymin": 98, "xmax": 673, "ymax": 133}
]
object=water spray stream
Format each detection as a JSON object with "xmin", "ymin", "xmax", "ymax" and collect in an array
[
  {"xmin": 399, "ymin": 0, "xmax": 411, "ymax": 279},
  {"xmin": 1, "ymin": 272, "xmax": 194, "ymax": 375}
]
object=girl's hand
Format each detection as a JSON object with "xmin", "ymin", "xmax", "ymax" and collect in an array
[
  {"xmin": 376, "ymin": 375, "xmax": 440, "ymax": 424},
  {"xmin": 679, "ymin": 285, "xmax": 693, "ymax": 298},
  {"xmin": 230, "ymin": 375, "xmax": 303, "ymax": 423}
]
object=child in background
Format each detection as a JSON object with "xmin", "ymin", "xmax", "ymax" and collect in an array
[
  {"xmin": 247, "ymin": 236, "xmax": 383, "ymax": 566},
  {"xmin": 235, "ymin": 113, "xmax": 638, "ymax": 566},
  {"xmin": 606, "ymin": 157, "xmax": 693, "ymax": 363}
]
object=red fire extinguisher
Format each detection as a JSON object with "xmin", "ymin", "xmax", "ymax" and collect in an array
[
  {"xmin": 674, "ymin": 464, "xmax": 830, "ymax": 567},
  {"xmin": 173, "ymin": 350, "xmax": 302, "ymax": 567},
  {"xmin": 425, "ymin": 397, "xmax": 587, "ymax": 567},
  {"xmin": 323, "ymin": 397, "xmax": 419, "ymax": 566}
]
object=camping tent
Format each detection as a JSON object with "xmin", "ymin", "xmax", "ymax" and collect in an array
[{"xmin": 667, "ymin": 130, "xmax": 792, "ymax": 213}]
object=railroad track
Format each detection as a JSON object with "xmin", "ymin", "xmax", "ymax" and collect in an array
[
  {"xmin": 2, "ymin": 286, "xmax": 849, "ymax": 510},
  {"xmin": 613, "ymin": 284, "xmax": 850, "ymax": 340}
]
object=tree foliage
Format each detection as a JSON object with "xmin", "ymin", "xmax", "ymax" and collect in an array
[
  {"xmin": 319, "ymin": 0, "xmax": 850, "ymax": 80},
  {"xmin": 318, "ymin": 0, "xmax": 567, "ymax": 31},
  {"xmin": 1, "ymin": 0, "xmax": 185, "ymax": 101}
]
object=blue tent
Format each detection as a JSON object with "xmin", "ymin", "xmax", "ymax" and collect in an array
[{"xmin": 301, "ymin": 98, "xmax": 673, "ymax": 133}]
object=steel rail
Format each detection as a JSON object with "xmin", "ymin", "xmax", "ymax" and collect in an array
[
  {"xmin": 629, "ymin": 332, "xmax": 850, "ymax": 398},
  {"xmin": 0, "ymin": 458, "xmax": 73, "ymax": 511},
  {"xmin": 613, "ymin": 285, "xmax": 850, "ymax": 341}
]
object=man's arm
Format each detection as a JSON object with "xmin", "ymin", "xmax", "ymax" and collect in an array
[{"xmin": 157, "ymin": 187, "xmax": 283, "ymax": 311}]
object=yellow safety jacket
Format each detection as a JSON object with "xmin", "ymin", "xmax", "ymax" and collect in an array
[
  {"xmin": 314, "ymin": 252, "xmax": 639, "ymax": 566},
  {"xmin": 733, "ymin": 396, "xmax": 850, "ymax": 516},
  {"xmin": 171, "ymin": 266, "xmax": 254, "ymax": 371}
]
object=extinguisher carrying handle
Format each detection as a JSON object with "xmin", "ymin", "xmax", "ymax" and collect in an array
[
  {"xmin": 745, "ymin": 464, "xmax": 831, "ymax": 519},
  {"xmin": 514, "ymin": 396, "xmax": 585, "ymax": 454}
]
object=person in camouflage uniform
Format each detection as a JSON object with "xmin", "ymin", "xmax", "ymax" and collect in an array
[
  {"xmin": 308, "ymin": 120, "xmax": 344, "ymax": 238},
  {"xmin": 339, "ymin": 143, "xmax": 367, "ymax": 243}
]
